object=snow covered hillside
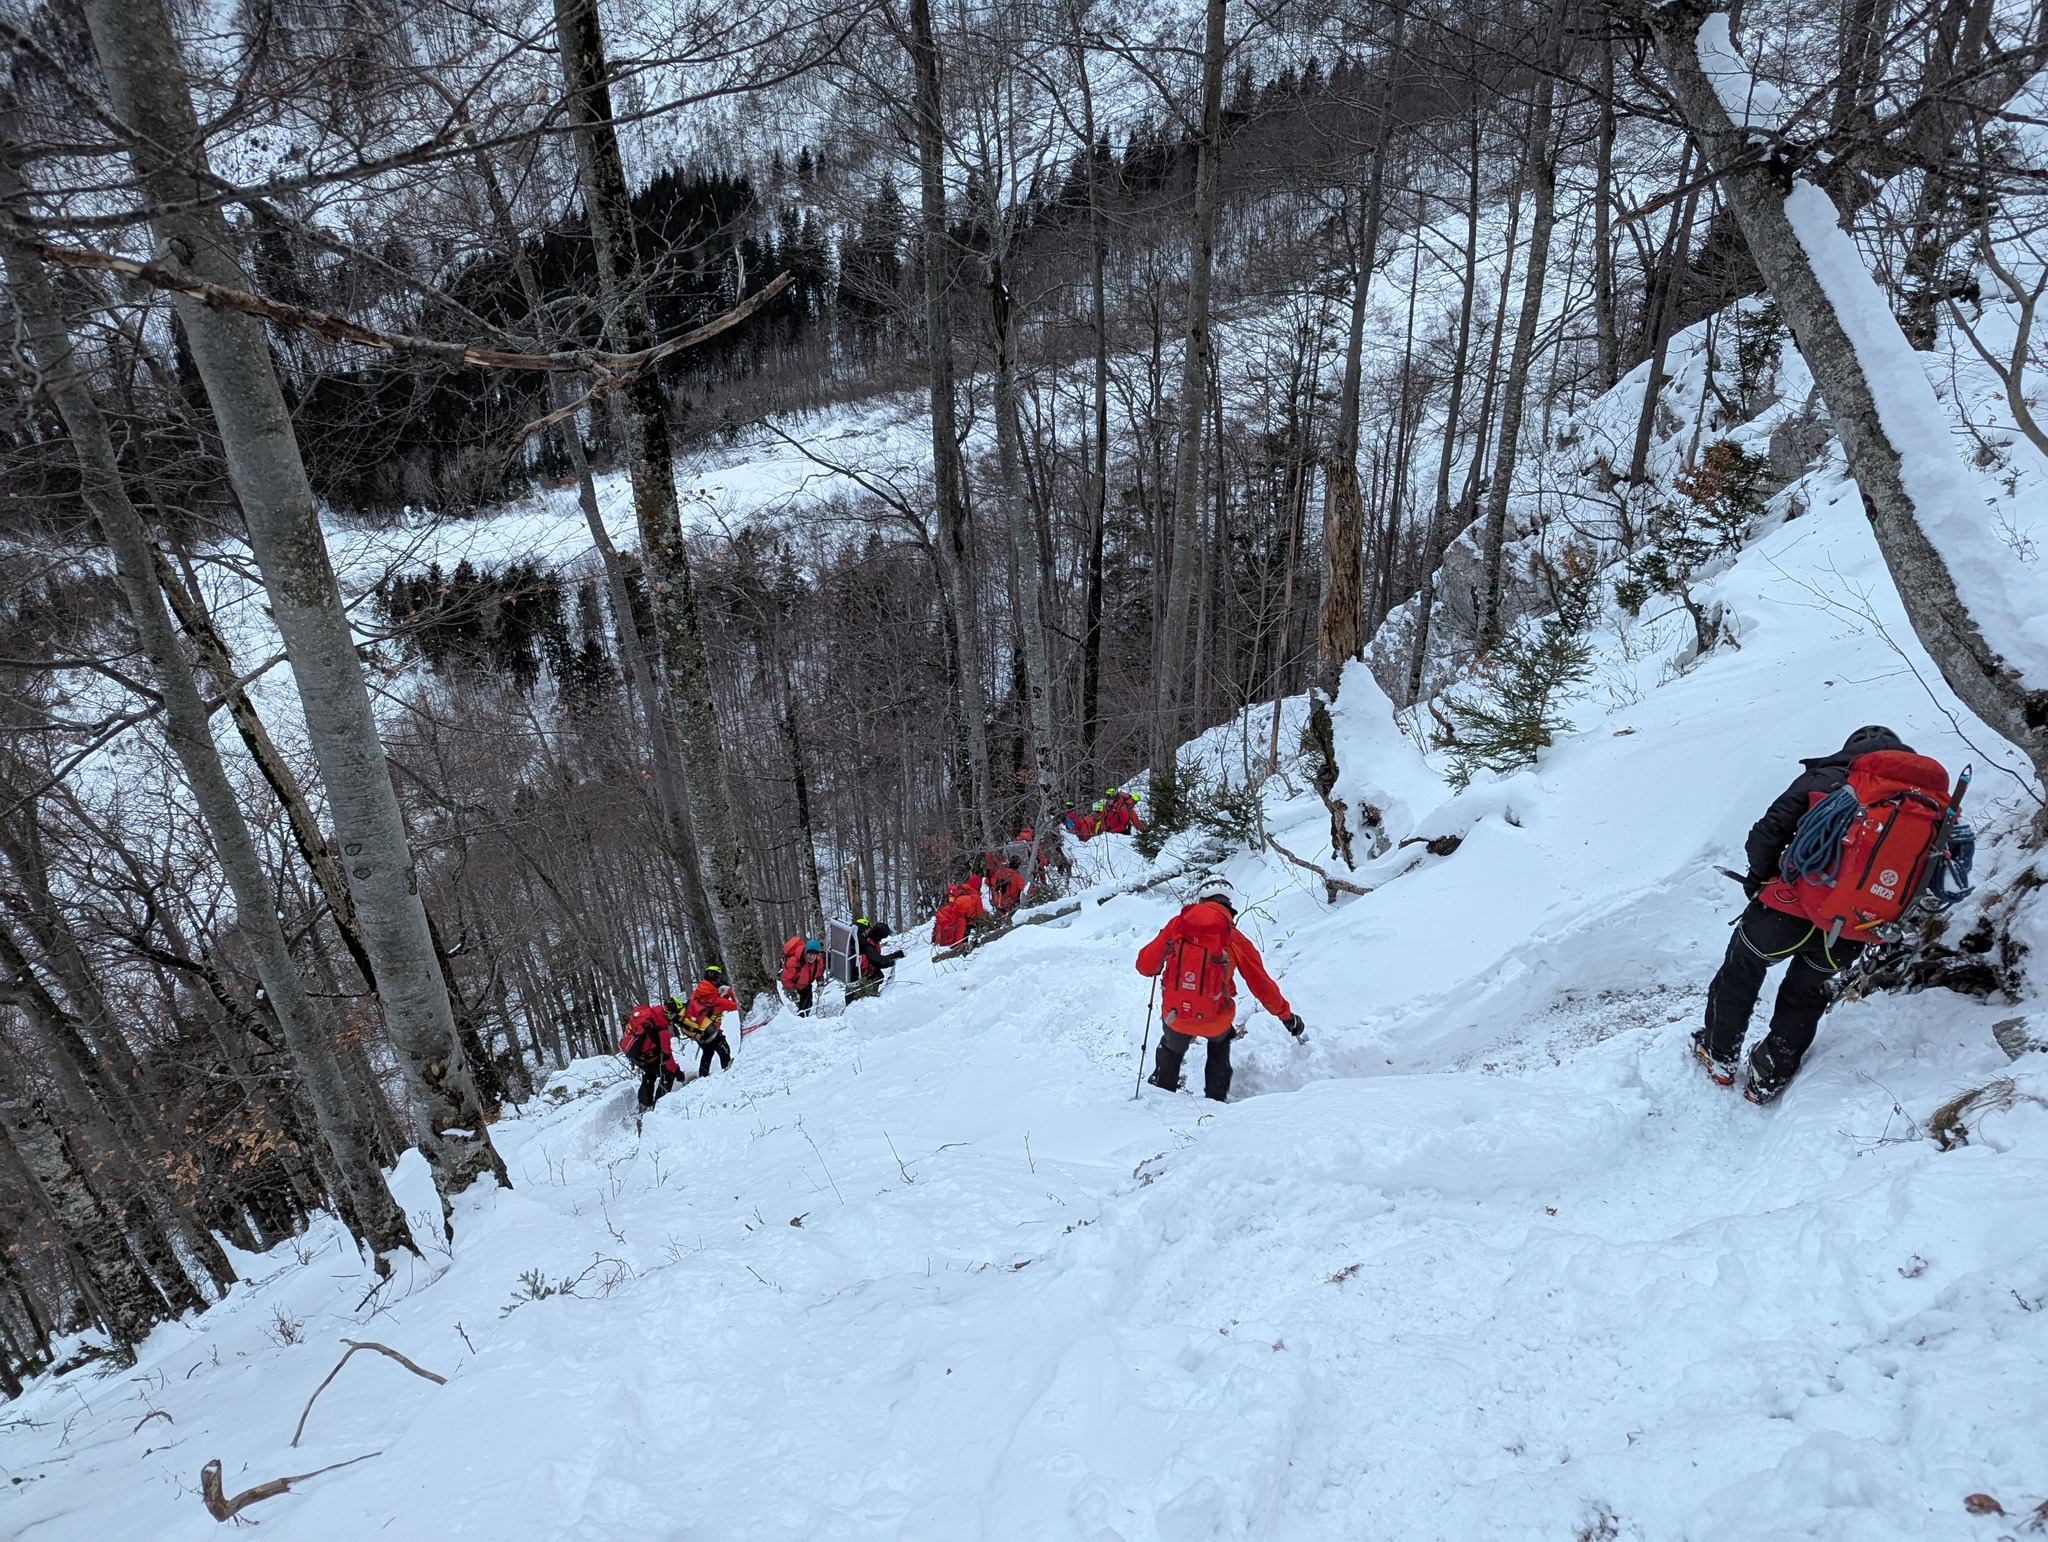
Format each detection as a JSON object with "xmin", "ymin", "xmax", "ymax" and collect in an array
[{"xmin": 9, "ymin": 423, "xmax": 2047, "ymax": 1539}]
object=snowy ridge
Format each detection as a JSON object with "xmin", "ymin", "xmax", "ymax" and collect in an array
[{"xmin": 9, "ymin": 429, "xmax": 2048, "ymax": 1539}]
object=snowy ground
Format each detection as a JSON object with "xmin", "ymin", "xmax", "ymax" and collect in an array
[{"xmin": 9, "ymin": 452, "xmax": 2048, "ymax": 1540}]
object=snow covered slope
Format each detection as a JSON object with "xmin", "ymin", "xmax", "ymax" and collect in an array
[{"xmin": 8, "ymin": 463, "xmax": 2048, "ymax": 1540}]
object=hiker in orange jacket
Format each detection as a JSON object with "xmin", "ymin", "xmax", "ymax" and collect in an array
[
  {"xmin": 986, "ymin": 854, "xmax": 1025, "ymax": 912},
  {"xmin": 1135, "ymin": 878, "xmax": 1305, "ymax": 1101},
  {"xmin": 780, "ymin": 937, "xmax": 826, "ymax": 1015},
  {"xmin": 674, "ymin": 964, "xmax": 740, "ymax": 1077}
]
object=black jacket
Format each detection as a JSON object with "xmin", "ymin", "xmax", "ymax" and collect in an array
[
  {"xmin": 859, "ymin": 926, "xmax": 904, "ymax": 977},
  {"xmin": 1745, "ymin": 726, "xmax": 1910, "ymax": 879}
]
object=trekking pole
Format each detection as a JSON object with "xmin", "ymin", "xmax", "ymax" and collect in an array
[{"xmin": 1132, "ymin": 973, "xmax": 1159, "ymax": 1101}]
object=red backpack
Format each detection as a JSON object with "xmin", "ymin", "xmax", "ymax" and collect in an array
[
  {"xmin": 1161, "ymin": 934, "xmax": 1234, "ymax": 1030},
  {"xmin": 932, "ymin": 903, "xmax": 968, "ymax": 947},
  {"xmin": 1779, "ymin": 750, "xmax": 1958, "ymax": 942},
  {"xmin": 620, "ymin": 1003, "xmax": 667, "ymax": 1067}
]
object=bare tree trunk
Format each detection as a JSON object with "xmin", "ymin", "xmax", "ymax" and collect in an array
[
  {"xmin": 1639, "ymin": 0, "xmax": 2048, "ymax": 791},
  {"xmin": 990, "ymin": 261, "xmax": 1062, "ymax": 828},
  {"xmin": 1075, "ymin": 33, "xmax": 1110, "ymax": 785},
  {"xmin": 553, "ymin": 0, "xmax": 769, "ymax": 1002},
  {"xmin": 1317, "ymin": 27, "xmax": 1398, "ymax": 690},
  {"xmin": 0, "ymin": 216, "xmax": 417, "ymax": 1259},
  {"xmin": 1593, "ymin": 33, "xmax": 1619, "ymax": 391},
  {"xmin": 1480, "ymin": 28, "xmax": 1563, "ymax": 642},
  {"xmin": 906, "ymin": 0, "xmax": 998, "ymax": 855},
  {"xmin": 1150, "ymin": 0, "xmax": 1230, "ymax": 824},
  {"xmin": 81, "ymin": 0, "xmax": 507, "ymax": 1216},
  {"xmin": 1405, "ymin": 107, "xmax": 1484, "ymax": 703},
  {"xmin": 454, "ymin": 124, "xmax": 720, "ymax": 960},
  {"xmin": 1626, "ymin": 147, "xmax": 1700, "ymax": 484},
  {"xmin": 0, "ymin": 1064, "xmax": 162, "ymax": 1353}
]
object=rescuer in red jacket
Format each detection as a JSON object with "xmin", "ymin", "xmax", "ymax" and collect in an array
[
  {"xmin": 674, "ymin": 964, "xmax": 740, "ymax": 1077},
  {"xmin": 1135, "ymin": 879, "xmax": 1305, "ymax": 1101}
]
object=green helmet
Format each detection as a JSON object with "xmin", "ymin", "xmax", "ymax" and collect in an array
[{"xmin": 704, "ymin": 962, "xmax": 724, "ymax": 979}]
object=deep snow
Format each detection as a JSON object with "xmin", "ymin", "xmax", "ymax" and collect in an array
[{"xmin": 7, "ymin": 436, "xmax": 2048, "ymax": 1541}]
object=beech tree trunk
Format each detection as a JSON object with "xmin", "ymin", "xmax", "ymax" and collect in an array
[
  {"xmin": 1639, "ymin": 0, "xmax": 2048, "ymax": 791},
  {"xmin": 81, "ymin": 0, "xmax": 508, "ymax": 1216},
  {"xmin": 0, "ymin": 1064, "xmax": 162, "ymax": 1353},
  {"xmin": 0, "ymin": 213, "xmax": 418, "ymax": 1259},
  {"xmin": 1150, "ymin": 0, "xmax": 1230, "ymax": 824},
  {"xmin": 906, "ymin": 0, "xmax": 999, "ymax": 857},
  {"xmin": 553, "ymin": 0, "xmax": 770, "ymax": 999},
  {"xmin": 991, "ymin": 261, "xmax": 1062, "ymax": 828}
]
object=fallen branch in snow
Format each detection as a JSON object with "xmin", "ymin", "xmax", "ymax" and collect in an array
[
  {"xmin": 932, "ymin": 902, "xmax": 1083, "ymax": 962},
  {"xmin": 291, "ymin": 1340, "xmax": 447, "ymax": 1447},
  {"xmin": 1264, "ymin": 835, "xmax": 1371, "ymax": 900},
  {"xmin": 200, "ymin": 1452, "xmax": 379, "ymax": 1521}
]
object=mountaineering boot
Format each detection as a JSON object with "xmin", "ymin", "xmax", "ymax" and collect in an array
[
  {"xmin": 1691, "ymin": 1027, "xmax": 1737, "ymax": 1087},
  {"xmin": 1147, "ymin": 1071, "xmax": 1183, "ymax": 1093},
  {"xmin": 1742, "ymin": 1038, "xmax": 1801, "ymax": 1105}
]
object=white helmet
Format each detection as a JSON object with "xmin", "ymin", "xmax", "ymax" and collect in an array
[{"xmin": 1195, "ymin": 876, "xmax": 1236, "ymax": 911}]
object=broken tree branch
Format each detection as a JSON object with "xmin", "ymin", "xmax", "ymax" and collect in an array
[
  {"xmin": 291, "ymin": 1339, "xmax": 448, "ymax": 1448},
  {"xmin": 20, "ymin": 231, "xmax": 788, "ymax": 377},
  {"xmin": 200, "ymin": 1452, "xmax": 380, "ymax": 1521},
  {"xmin": 1265, "ymin": 834, "xmax": 1372, "ymax": 898}
]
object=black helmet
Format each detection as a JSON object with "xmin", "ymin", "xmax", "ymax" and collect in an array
[{"xmin": 1840, "ymin": 724, "xmax": 1908, "ymax": 757}]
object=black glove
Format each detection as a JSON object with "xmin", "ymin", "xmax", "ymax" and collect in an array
[
  {"xmin": 1285, "ymin": 1013, "xmax": 1307, "ymax": 1039},
  {"xmin": 1741, "ymin": 872, "xmax": 1768, "ymax": 901}
]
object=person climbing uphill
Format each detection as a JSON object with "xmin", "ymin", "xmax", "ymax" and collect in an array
[
  {"xmin": 850, "ymin": 920, "xmax": 904, "ymax": 1002},
  {"xmin": 780, "ymin": 936, "xmax": 826, "ymax": 1015},
  {"xmin": 1693, "ymin": 725, "xmax": 1972, "ymax": 1104},
  {"xmin": 1102, "ymin": 787, "xmax": 1143, "ymax": 835},
  {"xmin": 675, "ymin": 963, "xmax": 740, "ymax": 1077},
  {"xmin": 1136, "ymin": 878, "xmax": 1306, "ymax": 1102},
  {"xmin": 621, "ymin": 999, "xmax": 682, "ymax": 1110}
]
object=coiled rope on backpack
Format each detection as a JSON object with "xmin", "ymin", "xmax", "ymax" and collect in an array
[{"xmin": 1779, "ymin": 783, "xmax": 1859, "ymax": 884}]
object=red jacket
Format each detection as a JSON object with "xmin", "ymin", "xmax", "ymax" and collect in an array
[
  {"xmin": 623, "ymin": 1004, "xmax": 678, "ymax": 1074},
  {"xmin": 780, "ymin": 947, "xmax": 825, "ymax": 991},
  {"xmin": 679, "ymin": 979, "xmax": 739, "ymax": 1038},
  {"xmin": 986, "ymin": 861, "xmax": 1024, "ymax": 910},
  {"xmin": 932, "ymin": 900, "xmax": 971, "ymax": 947},
  {"xmin": 1135, "ymin": 901, "xmax": 1290, "ymax": 1038}
]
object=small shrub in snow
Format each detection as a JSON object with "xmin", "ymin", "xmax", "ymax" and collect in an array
[
  {"xmin": 1433, "ymin": 564, "xmax": 1598, "ymax": 790},
  {"xmin": 266, "ymin": 1306, "xmax": 305, "ymax": 1347},
  {"xmin": 1613, "ymin": 440, "xmax": 1768, "ymax": 661}
]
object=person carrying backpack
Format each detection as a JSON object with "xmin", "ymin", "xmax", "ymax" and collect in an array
[
  {"xmin": 985, "ymin": 854, "xmax": 1025, "ymax": 912},
  {"xmin": 1135, "ymin": 878, "xmax": 1306, "ymax": 1102},
  {"xmin": 621, "ymin": 1000, "xmax": 682, "ymax": 1110},
  {"xmin": 675, "ymin": 964, "xmax": 741, "ymax": 1077},
  {"xmin": 780, "ymin": 937, "xmax": 826, "ymax": 1015},
  {"xmin": 931, "ymin": 895, "xmax": 972, "ymax": 948},
  {"xmin": 1694, "ymin": 725, "xmax": 1972, "ymax": 1104},
  {"xmin": 849, "ymin": 920, "xmax": 903, "ymax": 1003}
]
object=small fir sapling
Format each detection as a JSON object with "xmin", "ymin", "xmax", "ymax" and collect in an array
[
  {"xmin": 1612, "ymin": 440, "xmax": 1769, "ymax": 660},
  {"xmin": 1432, "ymin": 556, "xmax": 1600, "ymax": 789}
]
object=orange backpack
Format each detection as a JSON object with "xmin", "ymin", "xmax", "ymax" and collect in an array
[{"xmin": 1780, "ymin": 750, "xmax": 1958, "ymax": 942}]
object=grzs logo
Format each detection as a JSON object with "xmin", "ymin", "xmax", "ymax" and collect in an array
[{"xmin": 1878, "ymin": 868, "xmax": 1900, "ymax": 887}]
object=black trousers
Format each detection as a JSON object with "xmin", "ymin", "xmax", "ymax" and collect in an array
[
  {"xmin": 636, "ymin": 1065, "xmax": 676, "ymax": 1110},
  {"xmin": 792, "ymin": 983, "xmax": 815, "ymax": 1016},
  {"xmin": 695, "ymin": 1031, "xmax": 732, "ymax": 1077},
  {"xmin": 1153, "ymin": 1025, "xmax": 1235, "ymax": 1101},
  {"xmin": 1703, "ymin": 902, "xmax": 1863, "ymax": 1074}
]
